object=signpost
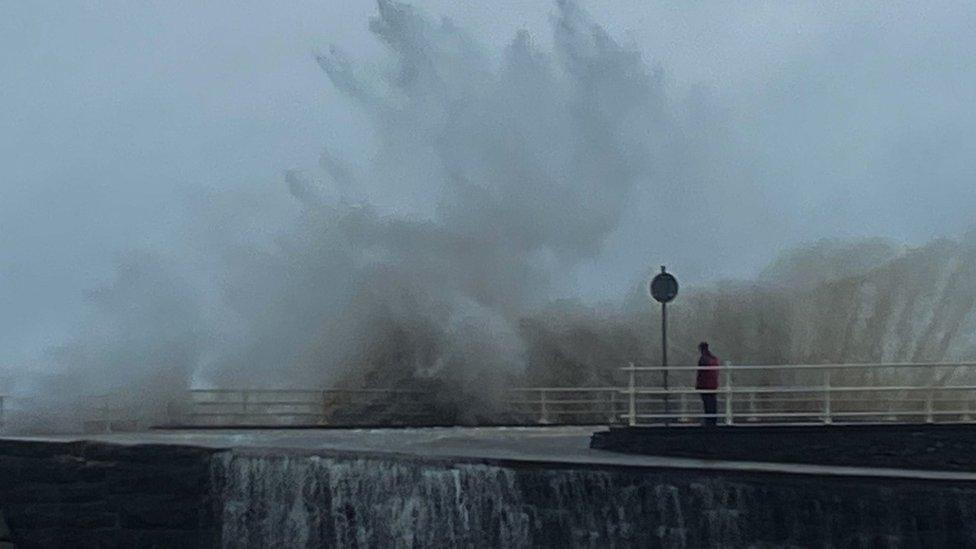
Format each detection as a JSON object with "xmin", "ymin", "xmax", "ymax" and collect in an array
[{"xmin": 650, "ymin": 266, "xmax": 678, "ymax": 424}]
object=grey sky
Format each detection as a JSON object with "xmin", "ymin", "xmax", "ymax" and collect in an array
[{"xmin": 2, "ymin": 1, "xmax": 976, "ymax": 366}]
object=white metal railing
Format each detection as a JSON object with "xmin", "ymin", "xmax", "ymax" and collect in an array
[
  {"xmin": 11, "ymin": 362, "xmax": 968, "ymax": 430},
  {"xmin": 188, "ymin": 387, "xmax": 628, "ymax": 426},
  {"xmin": 185, "ymin": 388, "xmax": 434, "ymax": 426},
  {"xmin": 507, "ymin": 388, "xmax": 625, "ymax": 424},
  {"xmin": 621, "ymin": 361, "xmax": 976, "ymax": 426}
]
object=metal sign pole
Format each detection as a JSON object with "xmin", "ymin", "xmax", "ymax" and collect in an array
[
  {"xmin": 662, "ymin": 300, "xmax": 669, "ymax": 426},
  {"xmin": 650, "ymin": 265, "xmax": 677, "ymax": 428}
]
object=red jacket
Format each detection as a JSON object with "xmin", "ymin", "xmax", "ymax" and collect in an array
[{"xmin": 696, "ymin": 354, "xmax": 720, "ymax": 390}]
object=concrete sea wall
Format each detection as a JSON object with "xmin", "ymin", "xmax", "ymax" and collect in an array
[
  {"xmin": 3, "ymin": 439, "xmax": 976, "ymax": 547},
  {"xmin": 0, "ymin": 440, "xmax": 220, "ymax": 548}
]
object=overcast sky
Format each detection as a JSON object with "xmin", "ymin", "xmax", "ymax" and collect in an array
[{"xmin": 3, "ymin": 1, "xmax": 976, "ymax": 364}]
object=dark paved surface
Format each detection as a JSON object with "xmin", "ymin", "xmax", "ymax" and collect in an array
[{"xmin": 591, "ymin": 423, "xmax": 976, "ymax": 472}]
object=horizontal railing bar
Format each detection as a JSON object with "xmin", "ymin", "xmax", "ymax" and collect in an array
[
  {"xmin": 502, "ymin": 390, "xmax": 976, "ymax": 398},
  {"xmin": 507, "ymin": 393, "xmax": 976, "ymax": 402},
  {"xmin": 727, "ymin": 398, "xmax": 974, "ymax": 404},
  {"xmin": 189, "ymin": 388, "xmax": 432, "ymax": 394},
  {"xmin": 188, "ymin": 412, "xmax": 327, "ymax": 417},
  {"xmin": 625, "ymin": 386, "xmax": 976, "ymax": 395},
  {"xmin": 623, "ymin": 409, "xmax": 976, "ymax": 420},
  {"xmin": 508, "ymin": 388, "xmax": 620, "ymax": 393},
  {"xmin": 626, "ymin": 421, "xmax": 960, "ymax": 427},
  {"xmin": 189, "ymin": 389, "xmax": 322, "ymax": 394},
  {"xmin": 194, "ymin": 400, "xmax": 322, "ymax": 406},
  {"xmin": 622, "ymin": 362, "xmax": 976, "ymax": 372},
  {"xmin": 187, "ymin": 411, "xmax": 437, "ymax": 417},
  {"xmin": 630, "ymin": 400, "xmax": 972, "ymax": 407},
  {"xmin": 510, "ymin": 410, "xmax": 620, "ymax": 416},
  {"xmin": 823, "ymin": 410, "xmax": 976, "ymax": 417},
  {"xmin": 626, "ymin": 413, "xmax": 726, "ymax": 419},
  {"xmin": 507, "ymin": 399, "xmax": 619, "ymax": 405}
]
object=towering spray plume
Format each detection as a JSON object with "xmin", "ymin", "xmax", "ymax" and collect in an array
[
  {"xmin": 200, "ymin": 0, "xmax": 669, "ymax": 411},
  {"xmin": 7, "ymin": 2, "xmax": 976, "ymax": 432},
  {"xmin": 7, "ymin": 1, "xmax": 669, "ymax": 430}
]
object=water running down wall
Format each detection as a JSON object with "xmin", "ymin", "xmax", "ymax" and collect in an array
[{"xmin": 216, "ymin": 450, "xmax": 976, "ymax": 548}]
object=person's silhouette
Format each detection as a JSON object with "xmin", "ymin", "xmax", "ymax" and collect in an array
[{"xmin": 696, "ymin": 342, "xmax": 720, "ymax": 426}]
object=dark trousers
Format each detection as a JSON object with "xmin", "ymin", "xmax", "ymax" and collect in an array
[{"xmin": 700, "ymin": 392, "xmax": 717, "ymax": 426}]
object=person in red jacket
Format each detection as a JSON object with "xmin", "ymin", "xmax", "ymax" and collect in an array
[{"xmin": 696, "ymin": 342, "xmax": 720, "ymax": 426}]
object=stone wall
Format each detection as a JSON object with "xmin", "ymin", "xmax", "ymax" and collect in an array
[{"xmin": 0, "ymin": 440, "xmax": 220, "ymax": 548}]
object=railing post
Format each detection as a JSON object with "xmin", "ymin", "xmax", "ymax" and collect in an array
[
  {"xmin": 679, "ymin": 392, "xmax": 688, "ymax": 423},
  {"xmin": 748, "ymin": 392, "xmax": 757, "ymax": 422},
  {"xmin": 724, "ymin": 362, "xmax": 734, "ymax": 426},
  {"xmin": 823, "ymin": 370, "xmax": 832, "ymax": 425},
  {"xmin": 628, "ymin": 362, "xmax": 636, "ymax": 426}
]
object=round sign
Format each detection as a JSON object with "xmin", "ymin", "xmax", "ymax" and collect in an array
[{"xmin": 650, "ymin": 271, "xmax": 678, "ymax": 303}]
